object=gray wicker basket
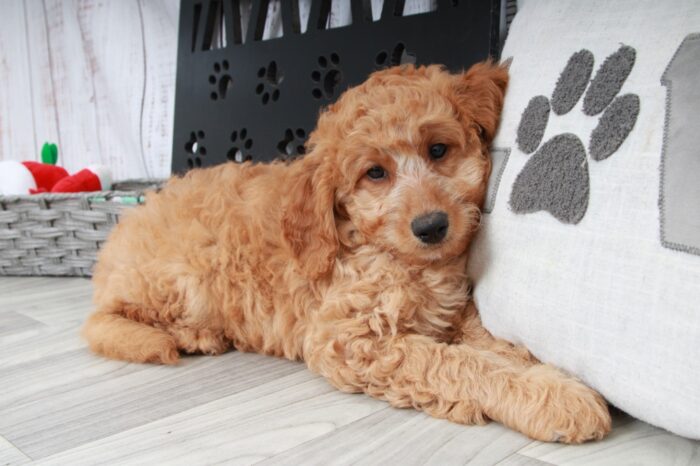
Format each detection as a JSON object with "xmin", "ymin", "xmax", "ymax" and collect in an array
[{"xmin": 0, "ymin": 180, "xmax": 162, "ymax": 277}]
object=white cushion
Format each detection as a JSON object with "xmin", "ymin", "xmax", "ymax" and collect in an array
[{"xmin": 469, "ymin": 0, "xmax": 700, "ymax": 439}]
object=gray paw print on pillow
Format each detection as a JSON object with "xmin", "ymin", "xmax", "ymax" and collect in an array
[{"xmin": 510, "ymin": 45, "xmax": 640, "ymax": 224}]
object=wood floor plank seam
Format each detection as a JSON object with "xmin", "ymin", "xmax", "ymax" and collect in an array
[{"xmin": 0, "ymin": 434, "xmax": 33, "ymax": 464}]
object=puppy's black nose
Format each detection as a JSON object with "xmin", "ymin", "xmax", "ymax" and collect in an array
[{"xmin": 411, "ymin": 211, "xmax": 449, "ymax": 244}]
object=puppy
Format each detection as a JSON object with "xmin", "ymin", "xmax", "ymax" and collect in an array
[{"xmin": 83, "ymin": 63, "xmax": 611, "ymax": 443}]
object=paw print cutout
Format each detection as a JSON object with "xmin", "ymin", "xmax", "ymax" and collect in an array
[
  {"xmin": 277, "ymin": 128, "xmax": 307, "ymax": 160},
  {"xmin": 208, "ymin": 60, "xmax": 233, "ymax": 100},
  {"xmin": 375, "ymin": 42, "xmax": 417, "ymax": 69},
  {"xmin": 510, "ymin": 45, "xmax": 640, "ymax": 224},
  {"xmin": 227, "ymin": 128, "xmax": 253, "ymax": 163},
  {"xmin": 185, "ymin": 130, "xmax": 207, "ymax": 168},
  {"xmin": 255, "ymin": 61, "xmax": 283, "ymax": 105},
  {"xmin": 311, "ymin": 53, "xmax": 342, "ymax": 99}
]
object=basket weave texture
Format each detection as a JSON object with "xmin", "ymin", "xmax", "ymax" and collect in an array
[{"xmin": 0, "ymin": 180, "xmax": 161, "ymax": 277}]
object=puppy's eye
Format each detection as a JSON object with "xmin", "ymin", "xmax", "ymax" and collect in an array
[
  {"xmin": 429, "ymin": 143, "xmax": 448, "ymax": 160},
  {"xmin": 366, "ymin": 165, "xmax": 387, "ymax": 180}
]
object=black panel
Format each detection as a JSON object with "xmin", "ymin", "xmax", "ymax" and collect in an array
[{"xmin": 172, "ymin": 0, "xmax": 501, "ymax": 173}]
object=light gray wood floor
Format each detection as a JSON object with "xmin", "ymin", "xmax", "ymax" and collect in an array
[{"xmin": 1, "ymin": 276, "xmax": 698, "ymax": 465}]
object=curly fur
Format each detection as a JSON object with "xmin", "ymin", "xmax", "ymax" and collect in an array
[{"xmin": 83, "ymin": 63, "xmax": 611, "ymax": 443}]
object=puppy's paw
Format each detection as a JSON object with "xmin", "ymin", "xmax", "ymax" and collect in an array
[
  {"xmin": 420, "ymin": 399, "xmax": 489, "ymax": 426},
  {"xmin": 446, "ymin": 400, "xmax": 489, "ymax": 426},
  {"xmin": 140, "ymin": 334, "xmax": 180, "ymax": 365},
  {"xmin": 539, "ymin": 384, "xmax": 611, "ymax": 444},
  {"xmin": 520, "ymin": 365, "xmax": 611, "ymax": 443}
]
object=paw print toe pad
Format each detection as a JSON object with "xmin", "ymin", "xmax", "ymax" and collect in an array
[
  {"xmin": 551, "ymin": 49, "xmax": 594, "ymax": 115},
  {"xmin": 589, "ymin": 93, "xmax": 640, "ymax": 161},
  {"xmin": 517, "ymin": 96, "xmax": 550, "ymax": 154},
  {"xmin": 583, "ymin": 45, "xmax": 636, "ymax": 116}
]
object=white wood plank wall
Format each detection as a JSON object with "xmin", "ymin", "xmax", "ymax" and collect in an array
[{"xmin": 0, "ymin": 0, "xmax": 433, "ymax": 181}]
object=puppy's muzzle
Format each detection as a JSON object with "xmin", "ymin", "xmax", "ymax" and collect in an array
[{"xmin": 411, "ymin": 211, "xmax": 449, "ymax": 244}]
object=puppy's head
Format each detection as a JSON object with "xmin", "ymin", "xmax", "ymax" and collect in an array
[{"xmin": 282, "ymin": 62, "xmax": 508, "ymax": 277}]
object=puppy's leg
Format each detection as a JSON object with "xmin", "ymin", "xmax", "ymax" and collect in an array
[
  {"xmin": 306, "ymin": 318, "xmax": 610, "ymax": 443},
  {"xmin": 82, "ymin": 309, "xmax": 179, "ymax": 365},
  {"xmin": 453, "ymin": 302, "xmax": 538, "ymax": 366}
]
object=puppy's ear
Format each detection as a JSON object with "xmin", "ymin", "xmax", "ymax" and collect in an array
[
  {"xmin": 281, "ymin": 156, "xmax": 338, "ymax": 279},
  {"xmin": 453, "ymin": 61, "xmax": 509, "ymax": 145}
]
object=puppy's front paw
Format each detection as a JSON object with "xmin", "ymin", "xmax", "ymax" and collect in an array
[{"xmin": 518, "ymin": 365, "xmax": 611, "ymax": 443}]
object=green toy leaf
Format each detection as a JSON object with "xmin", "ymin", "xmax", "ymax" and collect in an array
[{"xmin": 41, "ymin": 142, "xmax": 58, "ymax": 165}]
